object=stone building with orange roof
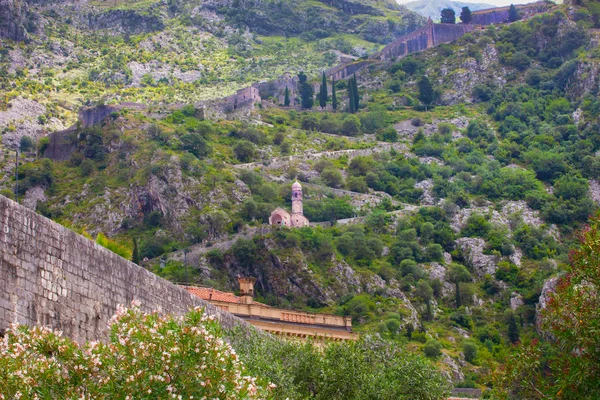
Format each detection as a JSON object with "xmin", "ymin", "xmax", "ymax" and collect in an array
[
  {"xmin": 183, "ymin": 277, "xmax": 356, "ymax": 342},
  {"xmin": 269, "ymin": 181, "xmax": 310, "ymax": 228}
]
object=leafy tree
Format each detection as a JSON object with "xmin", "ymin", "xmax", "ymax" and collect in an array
[
  {"xmin": 462, "ymin": 340, "xmax": 478, "ymax": 363},
  {"xmin": 321, "ymin": 167, "xmax": 344, "ymax": 188},
  {"xmin": 233, "ymin": 141, "xmax": 256, "ymax": 162},
  {"xmin": 341, "ymin": 115, "xmax": 361, "ymax": 136},
  {"xmin": 448, "ymin": 264, "xmax": 471, "ymax": 308},
  {"xmin": 494, "ymin": 214, "xmax": 600, "ymax": 398},
  {"xmin": 441, "ymin": 8, "xmax": 456, "ymax": 24},
  {"xmin": 284, "ymin": 86, "xmax": 290, "ymax": 107},
  {"xmin": 331, "ymin": 78, "xmax": 337, "ymax": 111},
  {"xmin": 416, "ymin": 280, "xmax": 434, "ymax": 321},
  {"xmin": 460, "ymin": 6, "xmax": 472, "ymax": 24},
  {"xmin": 19, "ymin": 136, "xmax": 34, "ymax": 152},
  {"xmin": 229, "ymin": 331, "xmax": 451, "ymax": 400},
  {"xmin": 508, "ymin": 4, "xmax": 520, "ymax": 22},
  {"xmin": 319, "ymin": 71, "xmax": 328, "ymax": 109},
  {"xmin": 180, "ymin": 133, "xmax": 211, "ymax": 158},
  {"xmin": 418, "ymin": 76, "xmax": 434, "ymax": 110},
  {"xmin": 298, "ymin": 71, "xmax": 314, "ymax": 109},
  {"xmin": 423, "ymin": 340, "xmax": 442, "ymax": 358}
]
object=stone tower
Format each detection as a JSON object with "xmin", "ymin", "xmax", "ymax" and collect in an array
[{"xmin": 291, "ymin": 181, "xmax": 303, "ymax": 215}]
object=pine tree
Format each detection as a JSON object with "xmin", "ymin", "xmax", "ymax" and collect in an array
[
  {"xmin": 460, "ymin": 6, "xmax": 472, "ymax": 24},
  {"xmin": 418, "ymin": 75, "xmax": 434, "ymax": 111},
  {"xmin": 441, "ymin": 8, "xmax": 456, "ymax": 24},
  {"xmin": 508, "ymin": 4, "xmax": 520, "ymax": 22},
  {"xmin": 284, "ymin": 86, "xmax": 290, "ymax": 107},
  {"xmin": 319, "ymin": 71, "xmax": 328, "ymax": 109},
  {"xmin": 132, "ymin": 238, "xmax": 140, "ymax": 265},
  {"xmin": 331, "ymin": 78, "xmax": 337, "ymax": 112}
]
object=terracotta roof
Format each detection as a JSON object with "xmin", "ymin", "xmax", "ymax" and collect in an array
[
  {"xmin": 185, "ymin": 286, "xmax": 242, "ymax": 304},
  {"xmin": 184, "ymin": 286, "xmax": 268, "ymax": 306}
]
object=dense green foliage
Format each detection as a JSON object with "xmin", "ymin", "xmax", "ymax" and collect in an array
[{"xmin": 229, "ymin": 328, "xmax": 451, "ymax": 400}]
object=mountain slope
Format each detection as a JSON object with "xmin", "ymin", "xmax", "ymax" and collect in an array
[{"xmin": 404, "ymin": 0, "xmax": 494, "ymax": 20}]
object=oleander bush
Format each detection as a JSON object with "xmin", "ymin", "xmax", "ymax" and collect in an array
[{"xmin": 0, "ymin": 304, "xmax": 273, "ymax": 399}]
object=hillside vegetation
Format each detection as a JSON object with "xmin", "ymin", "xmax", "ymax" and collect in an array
[{"xmin": 1, "ymin": 0, "xmax": 600, "ymax": 395}]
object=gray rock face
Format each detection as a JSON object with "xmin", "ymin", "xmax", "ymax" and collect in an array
[
  {"xmin": 455, "ymin": 237, "xmax": 499, "ymax": 279},
  {"xmin": 536, "ymin": 276, "xmax": 559, "ymax": 336},
  {"xmin": 0, "ymin": 0, "xmax": 29, "ymax": 42},
  {"xmin": 22, "ymin": 185, "xmax": 46, "ymax": 210},
  {"xmin": 510, "ymin": 292, "xmax": 524, "ymax": 311}
]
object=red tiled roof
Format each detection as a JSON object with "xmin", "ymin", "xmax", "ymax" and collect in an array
[{"xmin": 185, "ymin": 286, "xmax": 242, "ymax": 304}]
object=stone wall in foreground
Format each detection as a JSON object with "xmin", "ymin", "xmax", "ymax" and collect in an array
[{"xmin": 0, "ymin": 195, "xmax": 248, "ymax": 343}]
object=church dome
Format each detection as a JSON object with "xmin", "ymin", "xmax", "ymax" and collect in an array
[{"xmin": 292, "ymin": 181, "xmax": 302, "ymax": 190}]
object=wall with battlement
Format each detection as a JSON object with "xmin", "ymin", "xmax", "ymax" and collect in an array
[{"xmin": 0, "ymin": 195, "xmax": 249, "ymax": 343}]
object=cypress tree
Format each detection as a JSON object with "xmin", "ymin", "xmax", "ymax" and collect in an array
[
  {"xmin": 507, "ymin": 312, "xmax": 520, "ymax": 344},
  {"xmin": 348, "ymin": 76, "xmax": 356, "ymax": 113},
  {"xmin": 298, "ymin": 71, "xmax": 314, "ymax": 109},
  {"xmin": 460, "ymin": 6, "xmax": 472, "ymax": 24},
  {"xmin": 508, "ymin": 4, "xmax": 520, "ymax": 22},
  {"xmin": 319, "ymin": 71, "xmax": 328, "ymax": 109},
  {"xmin": 352, "ymin": 74, "xmax": 360, "ymax": 111},
  {"xmin": 284, "ymin": 86, "xmax": 290, "ymax": 107},
  {"xmin": 132, "ymin": 238, "xmax": 140, "ymax": 265},
  {"xmin": 418, "ymin": 75, "xmax": 434, "ymax": 111},
  {"xmin": 331, "ymin": 78, "xmax": 337, "ymax": 111}
]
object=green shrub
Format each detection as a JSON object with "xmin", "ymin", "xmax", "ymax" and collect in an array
[
  {"xmin": 423, "ymin": 340, "xmax": 442, "ymax": 358},
  {"xmin": 462, "ymin": 340, "xmax": 478, "ymax": 363}
]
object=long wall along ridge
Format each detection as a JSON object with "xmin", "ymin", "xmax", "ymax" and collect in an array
[{"xmin": 0, "ymin": 195, "xmax": 250, "ymax": 343}]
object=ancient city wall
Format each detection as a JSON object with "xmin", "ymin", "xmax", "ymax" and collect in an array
[
  {"xmin": 326, "ymin": 61, "xmax": 374, "ymax": 81},
  {"xmin": 433, "ymin": 23, "xmax": 476, "ymax": 45},
  {"xmin": 0, "ymin": 195, "xmax": 249, "ymax": 343}
]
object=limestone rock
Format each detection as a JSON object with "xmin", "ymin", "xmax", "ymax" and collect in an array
[
  {"xmin": 22, "ymin": 186, "xmax": 46, "ymax": 210},
  {"xmin": 510, "ymin": 292, "xmax": 524, "ymax": 311},
  {"xmin": 536, "ymin": 276, "xmax": 559, "ymax": 336},
  {"xmin": 455, "ymin": 237, "xmax": 499, "ymax": 279}
]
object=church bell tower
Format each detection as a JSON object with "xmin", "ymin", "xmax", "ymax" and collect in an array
[{"xmin": 291, "ymin": 181, "xmax": 303, "ymax": 215}]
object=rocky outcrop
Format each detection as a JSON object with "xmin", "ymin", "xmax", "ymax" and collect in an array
[
  {"xmin": 86, "ymin": 8, "xmax": 166, "ymax": 34},
  {"xmin": 22, "ymin": 185, "xmax": 46, "ymax": 210},
  {"xmin": 0, "ymin": 0, "xmax": 29, "ymax": 42},
  {"xmin": 455, "ymin": 237, "xmax": 499, "ymax": 279},
  {"xmin": 536, "ymin": 276, "xmax": 559, "ymax": 336}
]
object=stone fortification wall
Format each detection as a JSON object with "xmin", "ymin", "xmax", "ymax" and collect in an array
[
  {"xmin": 44, "ymin": 128, "xmax": 76, "ymax": 161},
  {"xmin": 378, "ymin": 20, "xmax": 434, "ymax": 61},
  {"xmin": 471, "ymin": 1, "xmax": 551, "ymax": 25},
  {"xmin": 0, "ymin": 195, "xmax": 248, "ymax": 343},
  {"xmin": 433, "ymin": 23, "xmax": 476, "ymax": 45},
  {"xmin": 326, "ymin": 61, "xmax": 373, "ymax": 81}
]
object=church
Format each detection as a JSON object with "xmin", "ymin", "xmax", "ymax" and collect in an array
[{"xmin": 269, "ymin": 181, "xmax": 309, "ymax": 227}]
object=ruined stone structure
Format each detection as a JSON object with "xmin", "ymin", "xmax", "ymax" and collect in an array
[
  {"xmin": 378, "ymin": 19, "xmax": 477, "ymax": 61},
  {"xmin": 471, "ymin": 1, "xmax": 551, "ymax": 25},
  {"xmin": 0, "ymin": 195, "xmax": 251, "ymax": 343},
  {"xmin": 326, "ymin": 60, "xmax": 374, "ymax": 81},
  {"xmin": 269, "ymin": 181, "xmax": 309, "ymax": 227},
  {"xmin": 185, "ymin": 277, "xmax": 356, "ymax": 341},
  {"xmin": 254, "ymin": 72, "xmax": 299, "ymax": 106}
]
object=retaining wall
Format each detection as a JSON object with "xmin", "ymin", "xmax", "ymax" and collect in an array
[{"xmin": 0, "ymin": 195, "xmax": 249, "ymax": 343}]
